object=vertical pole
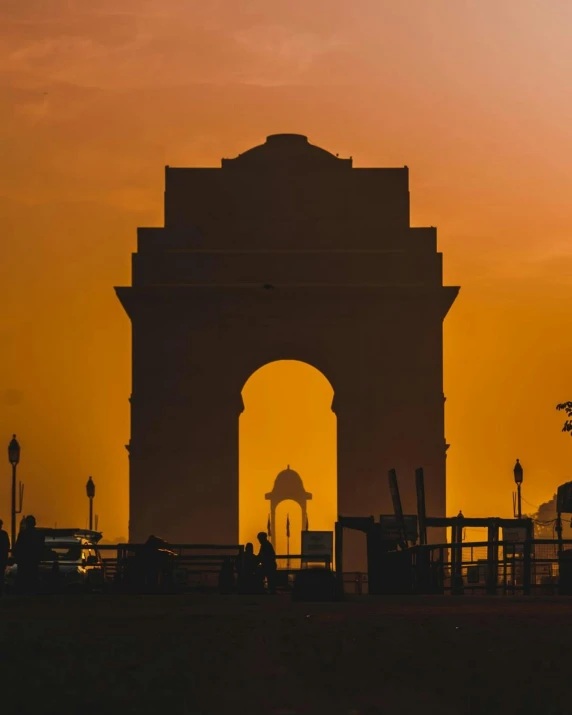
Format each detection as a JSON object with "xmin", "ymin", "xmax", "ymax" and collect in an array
[
  {"xmin": 335, "ymin": 520, "xmax": 343, "ymax": 594},
  {"xmin": 388, "ymin": 469, "xmax": 408, "ymax": 549},
  {"xmin": 11, "ymin": 464, "xmax": 16, "ymax": 550},
  {"xmin": 449, "ymin": 522, "xmax": 455, "ymax": 593},
  {"xmin": 286, "ymin": 514, "xmax": 290, "ymax": 571},
  {"xmin": 522, "ymin": 519, "xmax": 532, "ymax": 596},
  {"xmin": 415, "ymin": 467, "xmax": 427, "ymax": 546},
  {"xmin": 270, "ymin": 504, "xmax": 276, "ymax": 548},
  {"xmin": 517, "ymin": 483, "xmax": 522, "ymax": 520},
  {"xmin": 89, "ymin": 497, "xmax": 93, "ymax": 531},
  {"xmin": 367, "ymin": 523, "xmax": 382, "ymax": 595},
  {"xmin": 556, "ymin": 512, "xmax": 564, "ymax": 554},
  {"xmin": 451, "ymin": 519, "xmax": 463, "ymax": 595},
  {"xmin": 556, "ymin": 513, "xmax": 566, "ymax": 595},
  {"xmin": 439, "ymin": 545, "xmax": 445, "ymax": 594},
  {"xmin": 486, "ymin": 520, "xmax": 499, "ymax": 595}
]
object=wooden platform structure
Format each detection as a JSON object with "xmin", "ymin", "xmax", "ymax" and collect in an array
[{"xmin": 333, "ymin": 467, "xmax": 550, "ymax": 596}]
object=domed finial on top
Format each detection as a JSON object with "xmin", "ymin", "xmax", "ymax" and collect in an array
[
  {"xmin": 266, "ymin": 133, "xmax": 308, "ymax": 144},
  {"xmin": 222, "ymin": 133, "xmax": 351, "ymax": 167},
  {"xmin": 265, "ymin": 465, "xmax": 312, "ymax": 501}
]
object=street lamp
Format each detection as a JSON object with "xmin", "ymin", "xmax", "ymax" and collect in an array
[
  {"xmin": 513, "ymin": 459, "xmax": 523, "ymax": 520},
  {"xmin": 86, "ymin": 476, "xmax": 95, "ymax": 531},
  {"xmin": 8, "ymin": 435, "xmax": 20, "ymax": 548}
]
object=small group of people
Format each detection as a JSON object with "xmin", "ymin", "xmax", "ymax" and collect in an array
[
  {"xmin": 1, "ymin": 522, "xmax": 280, "ymax": 596},
  {"xmin": 0, "ymin": 515, "xmax": 45, "ymax": 595},
  {"xmin": 224, "ymin": 531, "xmax": 277, "ymax": 595}
]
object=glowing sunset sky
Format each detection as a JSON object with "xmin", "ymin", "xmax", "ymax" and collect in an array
[{"xmin": 1, "ymin": 1, "xmax": 572, "ymax": 543}]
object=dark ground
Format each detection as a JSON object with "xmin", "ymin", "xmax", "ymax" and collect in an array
[{"xmin": 1, "ymin": 594, "xmax": 571, "ymax": 715}]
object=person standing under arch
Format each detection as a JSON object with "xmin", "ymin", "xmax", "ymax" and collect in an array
[{"xmin": 257, "ymin": 532, "xmax": 277, "ymax": 595}]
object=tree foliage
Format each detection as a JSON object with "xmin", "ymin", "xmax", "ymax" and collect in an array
[
  {"xmin": 529, "ymin": 493, "xmax": 572, "ymax": 538},
  {"xmin": 556, "ymin": 402, "xmax": 572, "ymax": 436}
]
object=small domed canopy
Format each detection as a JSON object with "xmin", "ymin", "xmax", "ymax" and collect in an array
[
  {"xmin": 264, "ymin": 465, "xmax": 312, "ymax": 546},
  {"xmin": 266, "ymin": 465, "xmax": 312, "ymax": 501},
  {"xmin": 222, "ymin": 134, "xmax": 352, "ymax": 168}
]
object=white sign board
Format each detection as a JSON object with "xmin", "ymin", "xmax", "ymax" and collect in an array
[
  {"xmin": 503, "ymin": 527, "xmax": 527, "ymax": 542},
  {"xmin": 502, "ymin": 527, "xmax": 527, "ymax": 557},
  {"xmin": 301, "ymin": 531, "xmax": 333, "ymax": 565}
]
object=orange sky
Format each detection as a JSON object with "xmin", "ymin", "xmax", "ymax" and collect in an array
[{"xmin": 1, "ymin": 1, "xmax": 572, "ymax": 543}]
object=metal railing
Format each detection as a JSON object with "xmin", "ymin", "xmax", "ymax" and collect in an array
[
  {"xmin": 423, "ymin": 539, "xmax": 569, "ymax": 595},
  {"xmin": 341, "ymin": 539, "xmax": 572, "ymax": 596},
  {"xmin": 92, "ymin": 544, "xmax": 331, "ymax": 593}
]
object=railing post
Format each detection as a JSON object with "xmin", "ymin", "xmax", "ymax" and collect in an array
[
  {"xmin": 523, "ymin": 522, "xmax": 533, "ymax": 596},
  {"xmin": 335, "ymin": 521, "xmax": 344, "ymax": 597},
  {"xmin": 523, "ymin": 540, "xmax": 531, "ymax": 596},
  {"xmin": 486, "ymin": 519, "xmax": 499, "ymax": 595},
  {"xmin": 451, "ymin": 518, "xmax": 464, "ymax": 595}
]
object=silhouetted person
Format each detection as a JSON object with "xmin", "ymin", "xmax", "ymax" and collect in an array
[
  {"xmin": 257, "ymin": 532, "xmax": 277, "ymax": 595},
  {"xmin": 136, "ymin": 534, "xmax": 173, "ymax": 590},
  {"xmin": 13, "ymin": 515, "xmax": 44, "ymax": 594},
  {"xmin": 142, "ymin": 535, "xmax": 162, "ymax": 589},
  {"xmin": 0, "ymin": 520, "xmax": 10, "ymax": 596},
  {"xmin": 238, "ymin": 542, "xmax": 264, "ymax": 594},
  {"xmin": 143, "ymin": 535, "xmax": 178, "ymax": 590}
]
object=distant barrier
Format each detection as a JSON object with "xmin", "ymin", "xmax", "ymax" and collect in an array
[
  {"xmin": 92, "ymin": 544, "xmax": 331, "ymax": 593},
  {"xmin": 341, "ymin": 539, "xmax": 572, "ymax": 596},
  {"xmin": 413, "ymin": 539, "xmax": 559, "ymax": 596},
  {"xmin": 11, "ymin": 536, "xmax": 572, "ymax": 597}
]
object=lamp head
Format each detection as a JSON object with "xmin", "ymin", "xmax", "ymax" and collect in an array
[
  {"xmin": 86, "ymin": 476, "xmax": 95, "ymax": 499},
  {"xmin": 8, "ymin": 434, "xmax": 20, "ymax": 466},
  {"xmin": 513, "ymin": 459, "xmax": 524, "ymax": 485}
]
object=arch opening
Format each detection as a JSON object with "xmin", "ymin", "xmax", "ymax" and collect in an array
[
  {"xmin": 239, "ymin": 360, "xmax": 337, "ymax": 556},
  {"xmin": 273, "ymin": 499, "xmax": 302, "ymax": 570}
]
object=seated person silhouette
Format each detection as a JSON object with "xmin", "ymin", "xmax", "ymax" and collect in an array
[{"xmin": 239, "ymin": 543, "xmax": 264, "ymax": 594}]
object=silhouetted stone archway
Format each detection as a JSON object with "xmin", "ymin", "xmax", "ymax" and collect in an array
[{"xmin": 116, "ymin": 133, "xmax": 459, "ymax": 569}]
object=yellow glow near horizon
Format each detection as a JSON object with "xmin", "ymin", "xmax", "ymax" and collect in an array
[{"xmin": 239, "ymin": 361, "xmax": 337, "ymax": 552}]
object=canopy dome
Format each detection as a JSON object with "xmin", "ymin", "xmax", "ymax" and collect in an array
[
  {"xmin": 265, "ymin": 465, "xmax": 312, "ymax": 501},
  {"xmin": 222, "ymin": 134, "xmax": 351, "ymax": 168}
]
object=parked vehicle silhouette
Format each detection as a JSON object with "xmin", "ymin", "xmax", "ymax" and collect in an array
[{"xmin": 4, "ymin": 528, "xmax": 104, "ymax": 594}]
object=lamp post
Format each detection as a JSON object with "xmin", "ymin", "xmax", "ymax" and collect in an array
[
  {"xmin": 513, "ymin": 459, "xmax": 523, "ymax": 520},
  {"xmin": 86, "ymin": 476, "xmax": 95, "ymax": 531},
  {"xmin": 8, "ymin": 435, "xmax": 20, "ymax": 548}
]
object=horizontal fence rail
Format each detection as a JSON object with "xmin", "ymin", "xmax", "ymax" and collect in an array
[
  {"xmin": 4, "ymin": 540, "xmax": 332, "ymax": 595},
  {"xmin": 16, "ymin": 535, "xmax": 572, "ymax": 597},
  {"xmin": 341, "ymin": 539, "xmax": 572, "ymax": 596}
]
